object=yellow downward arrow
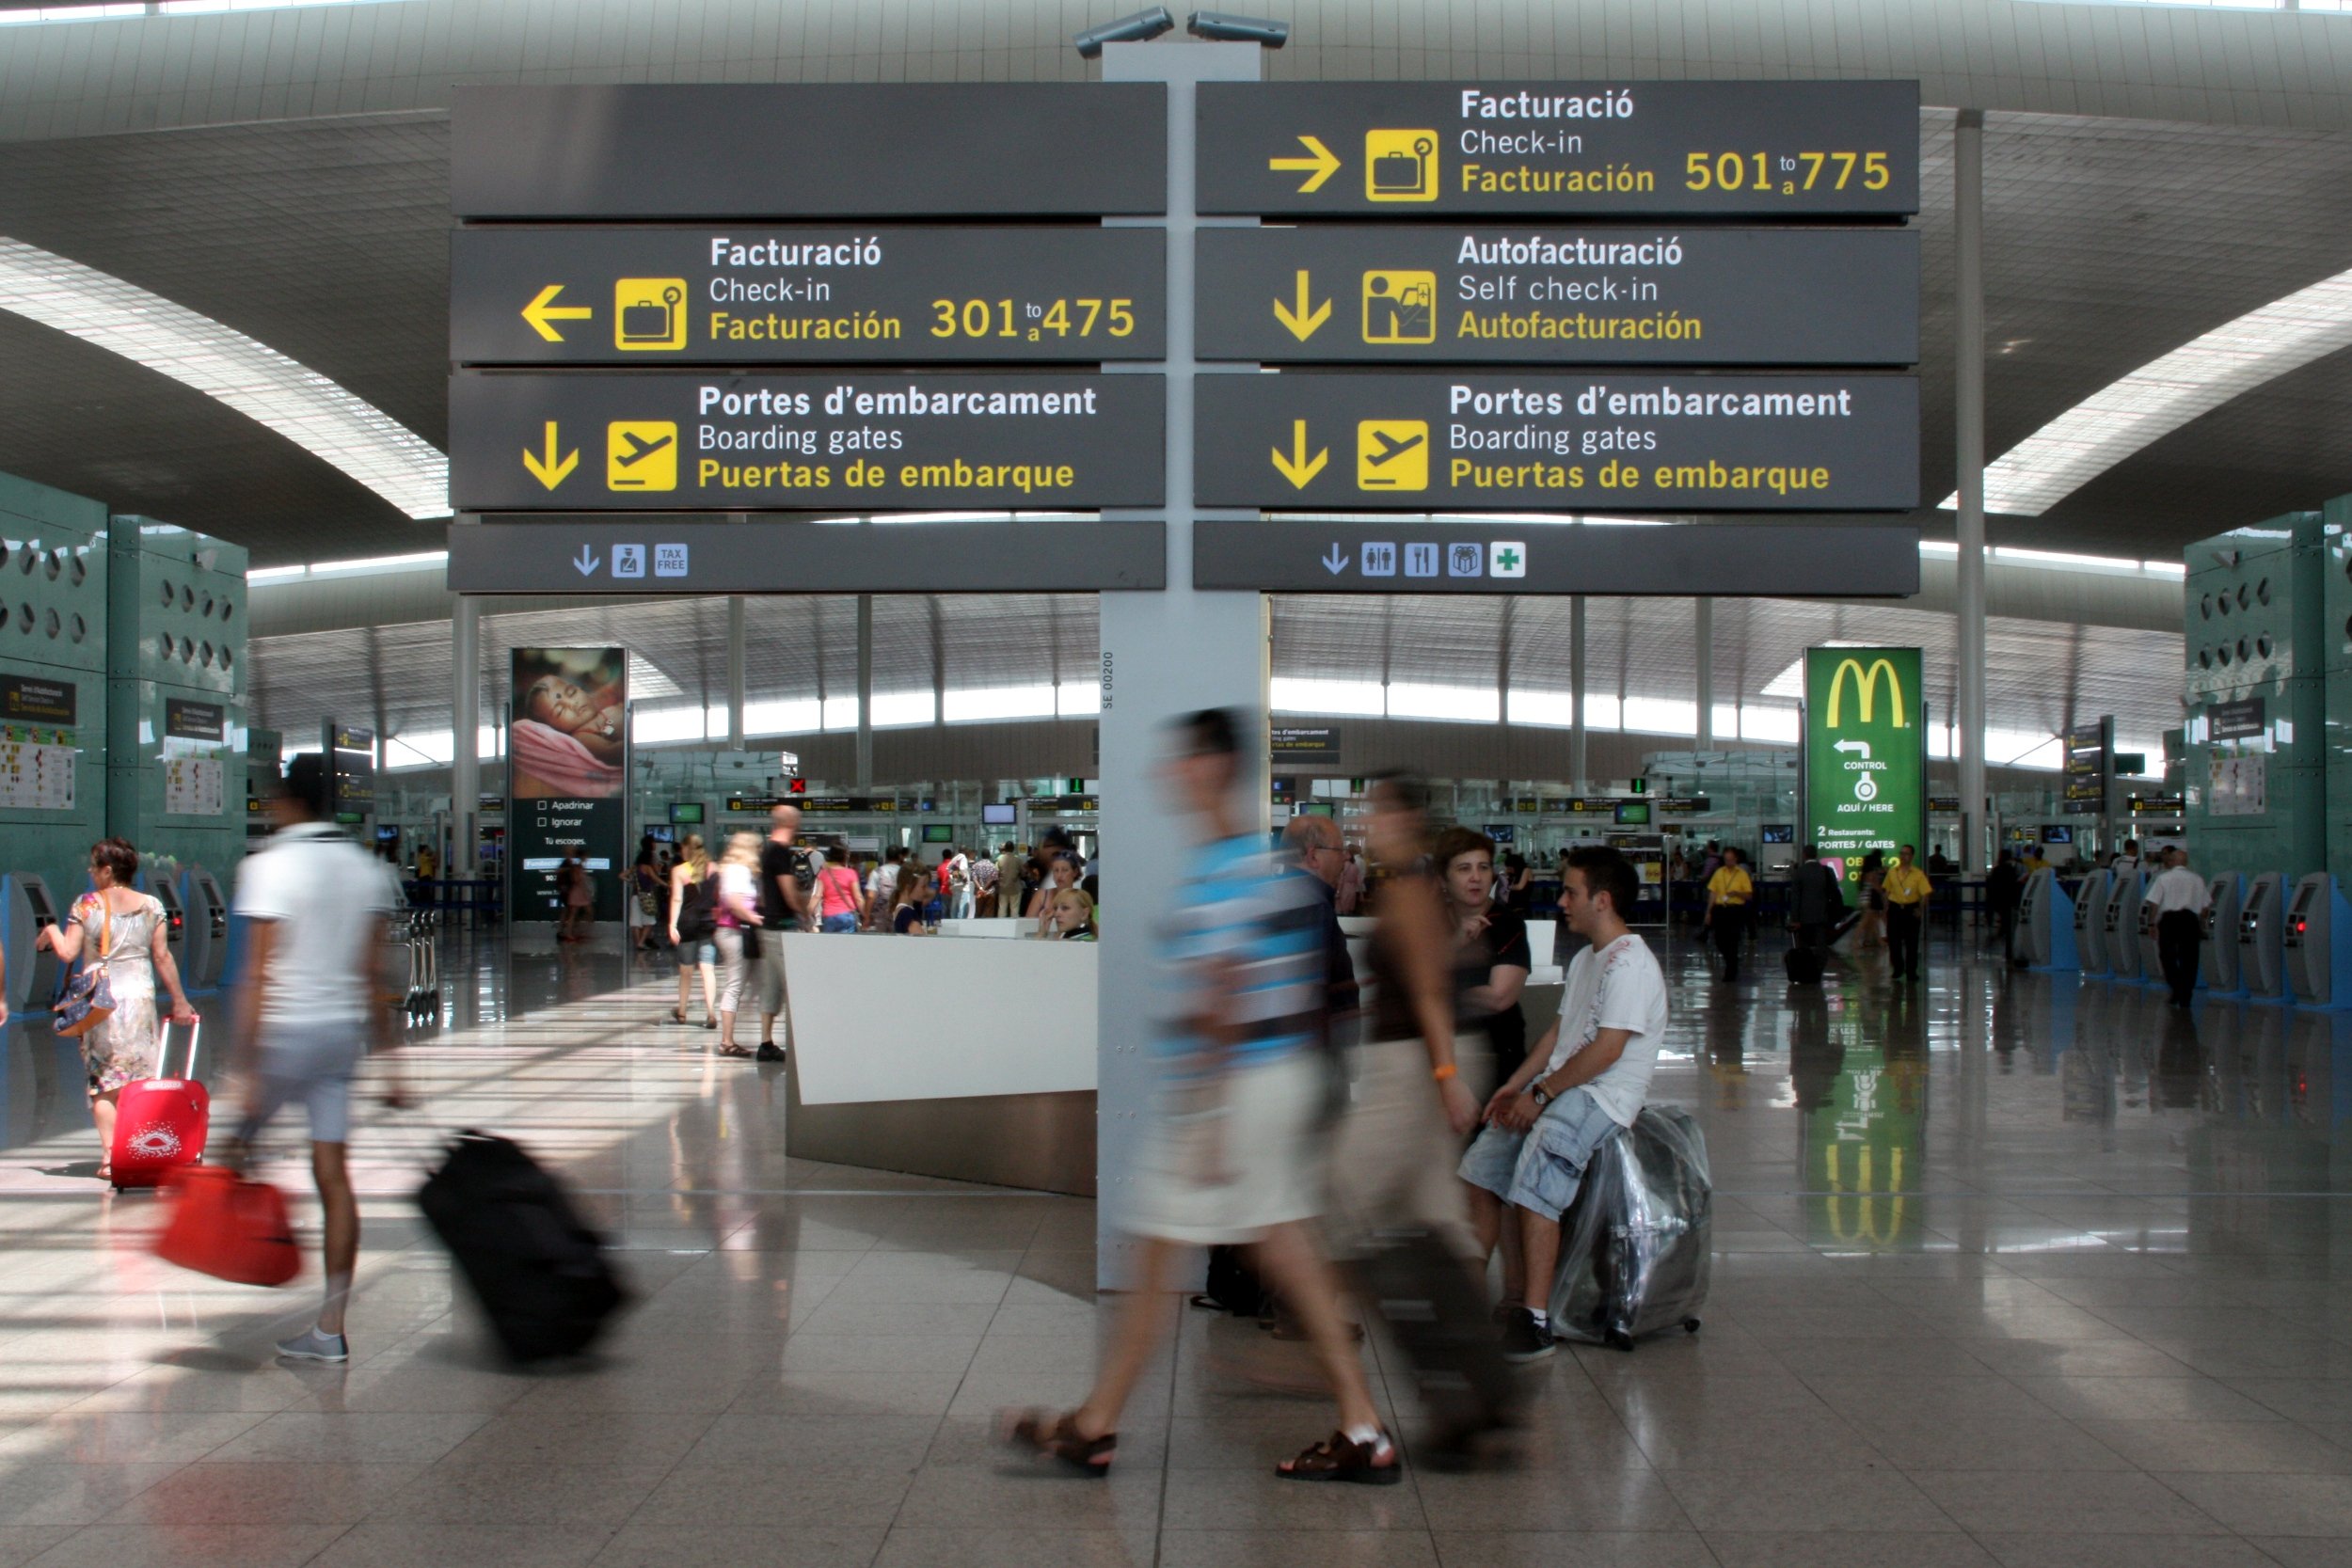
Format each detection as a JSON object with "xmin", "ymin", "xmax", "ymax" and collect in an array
[
  {"xmin": 1268, "ymin": 135, "xmax": 1342, "ymax": 194},
  {"xmin": 1272, "ymin": 271, "xmax": 1331, "ymax": 341},
  {"xmin": 520, "ymin": 283, "xmax": 594, "ymax": 343},
  {"xmin": 1270, "ymin": 419, "xmax": 1328, "ymax": 489},
  {"xmin": 522, "ymin": 420, "xmax": 580, "ymax": 489}
]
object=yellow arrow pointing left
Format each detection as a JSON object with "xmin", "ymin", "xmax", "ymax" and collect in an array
[
  {"xmin": 1272, "ymin": 270, "xmax": 1331, "ymax": 341},
  {"xmin": 1270, "ymin": 420, "xmax": 1328, "ymax": 489},
  {"xmin": 523, "ymin": 420, "xmax": 580, "ymax": 489},
  {"xmin": 1268, "ymin": 135, "xmax": 1342, "ymax": 194},
  {"xmin": 521, "ymin": 284, "xmax": 594, "ymax": 342}
]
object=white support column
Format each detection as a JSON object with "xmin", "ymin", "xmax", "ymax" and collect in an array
[
  {"xmin": 725, "ymin": 594, "xmax": 747, "ymax": 750},
  {"xmin": 451, "ymin": 595, "xmax": 480, "ymax": 876},
  {"xmin": 855, "ymin": 593, "xmax": 874, "ymax": 790},
  {"xmin": 1956, "ymin": 107, "xmax": 1989, "ymax": 870},
  {"xmin": 1096, "ymin": 40, "xmax": 1266, "ymax": 1288},
  {"xmin": 1569, "ymin": 594, "xmax": 1588, "ymax": 790},
  {"xmin": 1694, "ymin": 596, "xmax": 1715, "ymax": 752}
]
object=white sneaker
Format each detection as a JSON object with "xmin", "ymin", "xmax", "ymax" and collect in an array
[{"xmin": 275, "ymin": 1328, "xmax": 349, "ymax": 1363}]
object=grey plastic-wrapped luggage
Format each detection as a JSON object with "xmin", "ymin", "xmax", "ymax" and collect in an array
[{"xmin": 1547, "ymin": 1104, "xmax": 1712, "ymax": 1351}]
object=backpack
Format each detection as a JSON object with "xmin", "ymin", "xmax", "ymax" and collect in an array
[{"xmin": 675, "ymin": 870, "xmax": 717, "ymax": 942}]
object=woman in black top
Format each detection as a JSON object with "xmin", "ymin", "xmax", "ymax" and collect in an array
[{"xmin": 1434, "ymin": 829, "xmax": 1532, "ymax": 1084}]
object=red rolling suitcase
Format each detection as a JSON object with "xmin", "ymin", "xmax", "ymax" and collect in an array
[
  {"xmin": 154, "ymin": 1165, "xmax": 301, "ymax": 1286},
  {"xmin": 110, "ymin": 1019, "xmax": 209, "ymax": 1190}
]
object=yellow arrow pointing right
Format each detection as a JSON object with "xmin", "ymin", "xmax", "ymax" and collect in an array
[
  {"xmin": 1270, "ymin": 419, "xmax": 1328, "ymax": 489},
  {"xmin": 1268, "ymin": 135, "xmax": 1342, "ymax": 193},
  {"xmin": 1272, "ymin": 271, "xmax": 1331, "ymax": 341},
  {"xmin": 521, "ymin": 283, "xmax": 594, "ymax": 342},
  {"xmin": 522, "ymin": 420, "xmax": 580, "ymax": 489}
]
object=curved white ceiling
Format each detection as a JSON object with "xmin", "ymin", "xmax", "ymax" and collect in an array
[
  {"xmin": 1947, "ymin": 263, "xmax": 2352, "ymax": 516},
  {"xmin": 0, "ymin": 234, "xmax": 448, "ymax": 517}
]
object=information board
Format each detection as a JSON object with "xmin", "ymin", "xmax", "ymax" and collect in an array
[
  {"xmin": 1194, "ymin": 372, "xmax": 1917, "ymax": 511},
  {"xmin": 452, "ymin": 85, "xmax": 1168, "ymax": 218},
  {"xmin": 2063, "ymin": 718, "xmax": 2113, "ymax": 816},
  {"xmin": 1804, "ymin": 646, "xmax": 1926, "ymax": 884},
  {"xmin": 453, "ymin": 227, "xmax": 1166, "ymax": 364},
  {"xmin": 1196, "ymin": 226, "xmax": 1918, "ymax": 364},
  {"xmin": 1198, "ymin": 81, "xmax": 1919, "ymax": 216},
  {"xmin": 449, "ymin": 372, "xmax": 1166, "ymax": 512},
  {"xmin": 0, "ymin": 673, "xmax": 75, "ymax": 726}
]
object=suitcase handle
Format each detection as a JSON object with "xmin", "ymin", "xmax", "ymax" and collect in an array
[{"xmin": 155, "ymin": 1016, "xmax": 200, "ymax": 1081}]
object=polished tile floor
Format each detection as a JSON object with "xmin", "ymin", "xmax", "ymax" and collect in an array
[{"xmin": 6, "ymin": 920, "xmax": 2352, "ymax": 1566}]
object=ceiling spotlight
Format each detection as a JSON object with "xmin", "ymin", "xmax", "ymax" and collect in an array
[
  {"xmin": 1073, "ymin": 6, "xmax": 1175, "ymax": 57},
  {"xmin": 1187, "ymin": 10, "xmax": 1289, "ymax": 46}
]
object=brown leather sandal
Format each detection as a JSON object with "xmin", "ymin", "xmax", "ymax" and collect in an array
[
  {"xmin": 999, "ymin": 1406, "xmax": 1115, "ymax": 1477},
  {"xmin": 1278, "ymin": 1429, "xmax": 1402, "ymax": 1484}
]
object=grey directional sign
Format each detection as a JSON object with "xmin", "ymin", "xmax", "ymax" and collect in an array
[
  {"xmin": 453, "ymin": 227, "xmax": 1166, "ymax": 364},
  {"xmin": 1198, "ymin": 81, "xmax": 1919, "ymax": 216},
  {"xmin": 1194, "ymin": 522, "xmax": 1921, "ymax": 596},
  {"xmin": 449, "ymin": 372, "xmax": 1166, "ymax": 512},
  {"xmin": 452, "ymin": 85, "xmax": 1167, "ymax": 218},
  {"xmin": 448, "ymin": 518, "xmax": 1168, "ymax": 594},
  {"xmin": 1196, "ymin": 372, "xmax": 1919, "ymax": 512},
  {"xmin": 1197, "ymin": 227, "xmax": 1918, "ymax": 365}
]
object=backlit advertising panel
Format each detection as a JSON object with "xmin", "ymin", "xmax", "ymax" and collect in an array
[{"xmin": 1804, "ymin": 646, "xmax": 1926, "ymax": 887}]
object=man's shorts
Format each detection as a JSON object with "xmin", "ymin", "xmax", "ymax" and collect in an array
[
  {"xmin": 246, "ymin": 1021, "xmax": 370, "ymax": 1145},
  {"xmin": 756, "ymin": 928, "xmax": 788, "ymax": 1016},
  {"xmin": 1458, "ymin": 1085, "xmax": 1622, "ymax": 1224}
]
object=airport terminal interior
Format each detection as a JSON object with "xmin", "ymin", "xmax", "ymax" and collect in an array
[{"xmin": 8, "ymin": 1, "xmax": 2352, "ymax": 1563}]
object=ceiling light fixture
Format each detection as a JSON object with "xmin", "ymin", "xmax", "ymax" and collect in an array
[
  {"xmin": 0, "ymin": 236, "xmax": 449, "ymax": 518},
  {"xmin": 1944, "ymin": 262, "xmax": 2352, "ymax": 516}
]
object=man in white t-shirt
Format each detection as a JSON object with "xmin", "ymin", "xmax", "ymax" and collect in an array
[
  {"xmin": 230, "ymin": 752, "xmax": 406, "ymax": 1364},
  {"xmin": 2145, "ymin": 846, "xmax": 2212, "ymax": 1007},
  {"xmin": 1458, "ymin": 844, "xmax": 1668, "ymax": 1362}
]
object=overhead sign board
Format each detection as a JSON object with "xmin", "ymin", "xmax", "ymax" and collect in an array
[
  {"xmin": 446, "ymin": 518, "xmax": 1168, "ymax": 594},
  {"xmin": 2064, "ymin": 718, "xmax": 2113, "ymax": 816},
  {"xmin": 1198, "ymin": 81, "xmax": 1920, "ymax": 217},
  {"xmin": 1194, "ymin": 521, "xmax": 1918, "ymax": 595},
  {"xmin": 449, "ymin": 372, "xmax": 1165, "ymax": 512},
  {"xmin": 1196, "ymin": 226, "xmax": 1918, "ymax": 364},
  {"xmin": 452, "ymin": 227, "xmax": 1167, "ymax": 364},
  {"xmin": 1194, "ymin": 372, "xmax": 1918, "ymax": 511},
  {"xmin": 452, "ymin": 85, "xmax": 1168, "ymax": 218},
  {"xmin": 1271, "ymin": 726, "xmax": 1341, "ymax": 760},
  {"xmin": 1804, "ymin": 646, "xmax": 1926, "ymax": 884}
]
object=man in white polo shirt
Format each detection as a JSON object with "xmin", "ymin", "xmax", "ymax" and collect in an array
[
  {"xmin": 230, "ymin": 752, "xmax": 407, "ymax": 1363},
  {"xmin": 2145, "ymin": 846, "xmax": 2212, "ymax": 1008}
]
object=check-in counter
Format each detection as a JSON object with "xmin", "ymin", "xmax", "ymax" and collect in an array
[{"xmin": 779, "ymin": 931, "xmax": 1096, "ymax": 1195}]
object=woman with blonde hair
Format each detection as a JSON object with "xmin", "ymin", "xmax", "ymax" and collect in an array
[
  {"xmin": 665, "ymin": 833, "xmax": 719, "ymax": 1031},
  {"xmin": 711, "ymin": 833, "xmax": 764, "ymax": 1056},
  {"xmin": 1047, "ymin": 887, "xmax": 1099, "ymax": 942},
  {"xmin": 1030, "ymin": 855, "xmax": 1080, "ymax": 939}
]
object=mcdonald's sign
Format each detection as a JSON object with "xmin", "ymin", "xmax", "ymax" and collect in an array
[{"xmin": 1804, "ymin": 645, "xmax": 1925, "ymax": 884}]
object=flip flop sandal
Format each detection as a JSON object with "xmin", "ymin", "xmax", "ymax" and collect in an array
[
  {"xmin": 999, "ymin": 1407, "xmax": 1115, "ymax": 1477},
  {"xmin": 1278, "ymin": 1430, "xmax": 1402, "ymax": 1485}
]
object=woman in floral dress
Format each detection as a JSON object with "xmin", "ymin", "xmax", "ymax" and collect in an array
[{"xmin": 37, "ymin": 837, "xmax": 199, "ymax": 1182}]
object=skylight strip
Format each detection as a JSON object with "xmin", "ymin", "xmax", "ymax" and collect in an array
[
  {"xmin": 1944, "ymin": 264, "xmax": 2352, "ymax": 516},
  {"xmin": 0, "ymin": 237, "xmax": 449, "ymax": 518}
]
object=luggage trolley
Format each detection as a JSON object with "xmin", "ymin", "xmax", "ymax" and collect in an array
[{"xmin": 388, "ymin": 910, "xmax": 439, "ymax": 1022}]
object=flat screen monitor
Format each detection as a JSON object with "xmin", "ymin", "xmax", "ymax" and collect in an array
[
  {"xmin": 1760, "ymin": 824, "xmax": 1795, "ymax": 845},
  {"xmin": 981, "ymin": 802, "xmax": 1017, "ymax": 826},
  {"xmin": 670, "ymin": 801, "xmax": 705, "ymax": 825},
  {"xmin": 1301, "ymin": 801, "xmax": 1336, "ymax": 818},
  {"xmin": 1613, "ymin": 800, "xmax": 1652, "ymax": 826},
  {"xmin": 921, "ymin": 823, "xmax": 955, "ymax": 844},
  {"xmin": 2041, "ymin": 825, "xmax": 2074, "ymax": 844}
]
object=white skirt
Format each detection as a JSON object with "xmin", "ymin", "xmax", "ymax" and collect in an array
[{"xmin": 1123, "ymin": 1050, "xmax": 1323, "ymax": 1246}]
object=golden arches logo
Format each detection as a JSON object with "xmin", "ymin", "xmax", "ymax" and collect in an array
[
  {"xmin": 1819, "ymin": 1141, "xmax": 1908, "ymax": 1246},
  {"xmin": 1824, "ymin": 657, "xmax": 1909, "ymax": 729}
]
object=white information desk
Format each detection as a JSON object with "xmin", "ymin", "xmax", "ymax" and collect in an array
[{"xmin": 779, "ymin": 931, "xmax": 1097, "ymax": 1105}]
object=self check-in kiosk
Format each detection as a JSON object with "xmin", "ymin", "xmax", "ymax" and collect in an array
[
  {"xmin": 2136, "ymin": 891, "xmax": 2166, "ymax": 988},
  {"xmin": 1, "ymin": 874, "xmax": 63, "ymax": 1015},
  {"xmin": 2283, "ymin": 873, "xmax": 2352, "ymax": 1010},
  {"xmin": 180, "ymin": 865, "xmax": 229, "ymax": 993},
  {"xmin": 2201, "ymin": 871, "xmax": 2246, "ymax": 995},
  {"xmin": 2021, "ymin": 867, "xmax": 2078, "ymax": 972},
  {"xmin": 2240, "ymin": 871, "xmax": 2290, "ymax": 1003},
  {"xmin": 2074, "ymin": 869, "xmax": 2114, "ymax": 976},
  {"xmin": 2104, "ymin": 869, "xmax": 2148, "ymax": 982}
]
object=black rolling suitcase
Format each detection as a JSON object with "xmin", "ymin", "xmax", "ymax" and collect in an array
[
  {"xmin": 417, "ymin": 1131, "xmax": 628, "ymax": 1362},
  {"xmin": 1356, "ymin": 1228, "xmax": 1521, "ymax": 1456},
  {"xmin": 1784, "ymin": 944, "xmax": 1826, "ymax": 984},
  {"xmin": 1549, "ymin": 1105, "xmax": 1712, "ymax": 1351}
]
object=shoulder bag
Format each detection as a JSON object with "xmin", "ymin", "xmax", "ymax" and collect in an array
[{"xmin": 53, "ymin": 899, "xmax": 117, "ymax": 1039}]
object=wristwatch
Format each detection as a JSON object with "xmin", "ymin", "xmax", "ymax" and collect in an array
[{"xmin": 1529, "ymin": 1084, "xmax": 1553, "ymax": 1109}]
